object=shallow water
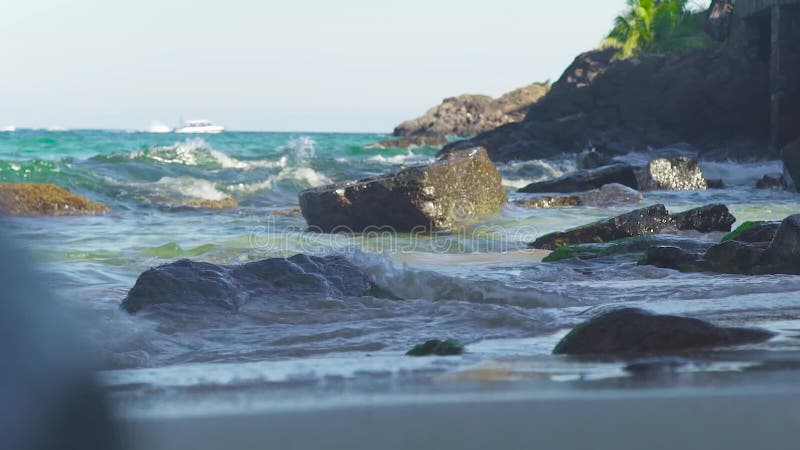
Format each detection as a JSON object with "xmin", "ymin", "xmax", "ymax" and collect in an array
[{"xmin": 2, "ymin": 129, "xmax": 800, "ymax": 417}]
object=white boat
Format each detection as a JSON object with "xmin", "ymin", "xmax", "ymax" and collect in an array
[
  {"xmin": 1, "ymin": 125, "xmax": 17, "ymax": 132},
  {"xmin": 174, "ymin": 119, "xmax": 225, "ymax": 134}
]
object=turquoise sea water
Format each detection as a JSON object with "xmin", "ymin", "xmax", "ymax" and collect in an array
[{"xmin": 3, "ymin": 129, "xmax": 800, "ymax": 417}]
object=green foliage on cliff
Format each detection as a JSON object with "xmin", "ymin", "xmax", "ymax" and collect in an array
[{"xmin": 604, "ymin": 0, "xmax": 717, "ymax": 58}]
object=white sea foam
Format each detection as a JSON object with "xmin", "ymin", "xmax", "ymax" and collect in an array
[
  {"xmin": 134, "ymin": 138, "xmax": 285, "ymax": 170},
  {"xmin": 700, "ymin": 160, "xmax": 783, "ymax": 186},
  {"xmin": 367, "ymin": 151, "xmax": 434, "ymax": 165},
  {"xmin": 498, "ymin": 157, "xmax": 577, "ymax": 188},
  {"xmin": 226, "ymin": 167, "xmax": 332, "ymax": 194},
  {"xmin": 154, "ymin": 177, "xmax": 229, "ymax": 201}
]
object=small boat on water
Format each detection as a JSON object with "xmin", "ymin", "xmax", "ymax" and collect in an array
[
  {"xmin": 174, "ymin": 119, "xmax": 225, "ymax": 134},
  {"xmin": 1, "ymin": 125, "xmax": 16, "ymax": 132}
]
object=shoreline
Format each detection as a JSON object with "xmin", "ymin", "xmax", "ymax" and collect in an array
[{"xmin": 118, "ymin": 382, "xmax": 800, "ymax": 450}]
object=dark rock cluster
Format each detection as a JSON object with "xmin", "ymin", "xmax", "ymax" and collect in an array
[
  {"xmin": 640, "ymin": 215, "xmax": 800, "ymax": 275},
  {"xmin": 530, "ymin": 204, "xmax": 735, "ymax": 250},
  {"xmin": 519, "ymin": 156, "xmax": 708, "ymax": 194}
]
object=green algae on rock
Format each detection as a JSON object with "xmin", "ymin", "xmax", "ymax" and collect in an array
[
  {"xmin": 406, "ymin": 340, "xmax": 464, "ymax": 357},
  {"xmin": 720, "ymin": 221, "xmax": 780, "ymax": 243},
  {"xmin": 0, "ymin": 182, "xmax": 109, "ymax": 217},
  {"xmin": 543, "ymin": 234, "xmax": 714, "ymax": 263}
]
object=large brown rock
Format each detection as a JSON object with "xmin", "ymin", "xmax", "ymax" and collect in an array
[
  {"xmin": 394, "ymin": 83, "xmax": 549, "ymax": 138},
  {"xmin": 553, "ymin": 308, "xmax": 774, "ymax": 355},
  {"xmin": 442, "ymin": 48, "xmax": 770, "ymax": 162},
  {"xmin": 0, "ymin": 183, "xmax": 109, "ymax": 217},
  {"xmin": 299, "ymin": 147, "xmax": 507, "ymax": 233}
]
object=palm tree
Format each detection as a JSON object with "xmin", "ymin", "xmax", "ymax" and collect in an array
[{"xmin": 605, "ymin": 0, "xmax": 690, "ymax": 57}]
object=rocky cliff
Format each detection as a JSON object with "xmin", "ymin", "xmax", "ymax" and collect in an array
[
  {"xmin": 441, "ymin": 46, "xmax": 771, "ymax": 162},
  {"xmin": 393, "ymin": 82, "xmax": 549, "ymax": 138}
]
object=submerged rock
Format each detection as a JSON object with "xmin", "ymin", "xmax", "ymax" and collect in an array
[
  {"xmin": 406, "ymin": 340, "xmax": 464, "ymax": 357},
  {"xmin": 122, "ymin": 254, "xmax": 377, "ymax": 313},
  {"xmin": 671, "ymin": 204, "xmax": 735, "ymax": 233},
  {"xmin": 640, "ymin": 246, "xmax": 704, "ymax": 272},
  {"xmin": 552, "ymin": 308, "xmax": 774, "ymax": 355},
  {"xmin": 515, "ymin": 183, "xmax": 642, "ymax": 209},
  {"xmin": 299, "ymin": 147, "xmax": 507, "ymax": 233},
  {"xmin": 366, "ymin": 134, "xmax": 448, "ymax": 149},
  {"xmin": 577, "ymin": 149, "xmax": 615, "ymax": 170},
  {"xmin": 703, "ymin": 240, "xmax": 771, "ymax": 274},
  {"xmin": 173, "ymin": 197, "xmax": 238, "ymax": 211},
  {"xmin": 635, "ymin": 157, "xmax": 708, "ymax": 191},
  {"xmin": 0, "ymin": 182, "xmax": 109, "ymax": 217},
  {"xmin": 756, "ymin": 174, "xmax": 784, "ymax": 190},
  {"xmin": 518, "ymin": 164, "xmax": 638, "ymax": 193}
]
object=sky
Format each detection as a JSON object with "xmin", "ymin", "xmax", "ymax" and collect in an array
[{"xmin": 1, "ymin": 0, "xmax": 630, "ymax": 132}]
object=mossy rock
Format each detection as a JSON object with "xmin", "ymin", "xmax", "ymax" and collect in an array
[
  {"xmin": 406, "ymin": 339, "xmax": 464, "ymax": 357},
  {"xmin": 720, "ymin": 221, "xmax": 780, "ymax": 243},
  {"xmin": 543, "ymin": 234, "xmax": 713, "ymax": 263},
  {"xmin": 0, "ymin": 183, "xmax": 109, "ymax": 217}
]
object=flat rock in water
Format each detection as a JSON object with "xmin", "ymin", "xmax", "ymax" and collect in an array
[
  {"xmin": 515, "ymin": 183, "xmax": 642, "ymax": 209},
  {"xmin": 640, "ymin": 246, "xmax": 704, "ymax": 272},
  {"xmin": 636, "ymin": 157, "xmax": 708, "ymax": 191},
  {"xmin": 721, "ymin": 221, "xmax": 780, "ymax": 243},
  {"xmin": 756, "ymin": 173, "xmax": 784, "ymax": 190},
  {"xmin": 544, "ymin": 234, "xmax": 714, "ymax": 263},
  {"xmin": 553, "ymin": 308, "xmax": 775, "ymax": 355},
  {"xmin": 530, "ymin": 205, "xmax": 676, "ymax": 250},
  {"xmin": 518, "ymin": 164, "xmax": 638, "ymax": 193},
  {"xmin": 299, "ymin": 147, "xmax": 507, "ymax": 233},
  {"xmin": 406, "ymin": 340, "xmax": 464, "ymax": 357},
  {"xmin": 122, "ymin": 254, "xmax": 377, "ymax": 313},
  {"xmin": 0, "ymin": 182, "xmax": 109, "ymax": 217},
  {"xmin": 531, "ymin": 204, "xmax": 737, "ymax": 250}
]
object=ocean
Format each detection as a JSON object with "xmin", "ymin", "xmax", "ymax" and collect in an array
[{"xmin": 2, "ymin": 129, "xmax": 800, "ymax": 419}]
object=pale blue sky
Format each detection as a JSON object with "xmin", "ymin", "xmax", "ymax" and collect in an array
[{"xmin": 2, "ymin": 0, "xmax": 629, "ymax": 132}]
